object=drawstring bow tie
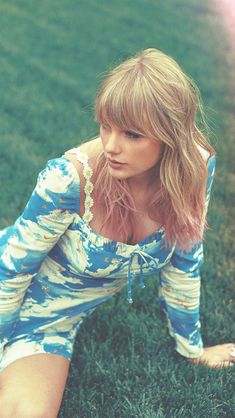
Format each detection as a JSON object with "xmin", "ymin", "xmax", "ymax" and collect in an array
[{"xmin": 127, "ymin": 249, "xmax": 159, "ymax": 303}]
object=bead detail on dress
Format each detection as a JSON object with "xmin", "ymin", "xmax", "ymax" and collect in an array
[{"xmin": 75, "ymin": 149, "xmax": 94, "ymax": 224}]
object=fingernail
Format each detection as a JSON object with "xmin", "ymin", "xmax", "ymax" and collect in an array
[{"xmin": 230, "ymin": 348, "xmax": 235, "ymax": 357}]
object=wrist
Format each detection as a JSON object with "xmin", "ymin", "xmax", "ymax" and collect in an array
[
  {"xmin": 176, "ymin": 347, "xmax": 205, "ymax": 360},
  {"xmin": 187, "ymin": 348, "xmax": 205, "ymax": 362}
]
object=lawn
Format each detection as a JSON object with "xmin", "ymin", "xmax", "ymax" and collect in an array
[{"xmin": 0, "ymin": 0, "xmax": 234, "ymax": 417}]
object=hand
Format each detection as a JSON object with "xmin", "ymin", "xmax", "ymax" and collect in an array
[{"xmin": 188, "ymin": 343, "xmax": 235, "ymax": 368}]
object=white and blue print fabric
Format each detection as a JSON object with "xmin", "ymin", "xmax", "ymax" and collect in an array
[{"xmin": 0, "ymin": 147, "xmax": 216, "ymax": 370}]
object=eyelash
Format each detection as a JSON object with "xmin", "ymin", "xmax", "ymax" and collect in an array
[
  {"xmin": 100, "ymin": 124, "xmax": 142, "ymax": 139},
  {"xmin": 125, "ymin": 131, "xmax": 141, "ymax": 139}
]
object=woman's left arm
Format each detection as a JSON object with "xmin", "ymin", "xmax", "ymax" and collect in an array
[
  {"xmin": 159, "ymin": 240, "xmax": 205, "ymax": 358},
  {"xmin": 159, "ymin": 240, "xmax": 235, "ymax": 367},
  {"xmin": 158, "ymin": 154, "xmax": 217, "ymax": 359}
]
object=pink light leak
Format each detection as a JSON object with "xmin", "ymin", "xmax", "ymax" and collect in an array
[{"xmin": 214, "ymin": 0, "xmax": 235, "ymax": 50}]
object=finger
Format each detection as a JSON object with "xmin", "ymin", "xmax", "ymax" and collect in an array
[
  {"xmin": 229, "ymin": 347, "xmax": 235, "ymax": 359},
  {"xmin": 222, "ymin": 361, "xmax": 235, "ymax": 368},
  {"xmin": 227, "ymin": 343, "xmax": 235, "ymax": 348},
  {"xmin": 211, "ymin": 361, "xmax": 234, "ymax": 369}
]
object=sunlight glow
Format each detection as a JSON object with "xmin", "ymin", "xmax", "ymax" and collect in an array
[{"xmin": 214, "ymin": 0, "xmax": 235, "ymax": 47}]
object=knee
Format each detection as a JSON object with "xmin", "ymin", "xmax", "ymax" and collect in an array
[
  {"xmin": 16, "ymin": 403, "xmax": 52, "ymax": 418},
  {"xmin": 0, "ymin": 394, "xmax": 52, "ymax": 418}
]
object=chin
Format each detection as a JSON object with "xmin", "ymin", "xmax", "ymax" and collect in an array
[{"xmin": 108, "ymin": 168, "xmax": 129, "ymax": 180}]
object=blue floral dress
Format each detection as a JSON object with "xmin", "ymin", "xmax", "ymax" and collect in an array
[{"xmin": 0, "ymin": 146, "xmax": 216, "ymax": 371}]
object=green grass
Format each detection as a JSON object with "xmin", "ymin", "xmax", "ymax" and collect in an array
[{"xmin": 0, "ymin": 0, "xmax": 235, "ymax": 417}]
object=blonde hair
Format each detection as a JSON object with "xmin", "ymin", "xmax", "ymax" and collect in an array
[{"xmin": 93, "ymin": 48, "xmax": 215, "ymax": 251}]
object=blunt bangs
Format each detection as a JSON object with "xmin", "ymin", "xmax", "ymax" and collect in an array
[{"xmin": 95, "ymin": 70, "xmax": 158, "ymax": 138}]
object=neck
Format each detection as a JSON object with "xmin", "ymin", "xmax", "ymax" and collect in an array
[
  {"xmin": 127, "ymin": 167, "xmax": 159, "ymax": 195},
  {"xmin": 126, "ymin": 169, "xmax": 161, "ymax": 213}
]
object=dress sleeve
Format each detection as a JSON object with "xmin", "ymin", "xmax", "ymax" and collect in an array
[
  {"xmin": 0, "ymin": 156, "xmax": 80, "ymax": 350},
  {"xmin": 158, "ymin": 154, "xmax": 216, "ymax": 358}
]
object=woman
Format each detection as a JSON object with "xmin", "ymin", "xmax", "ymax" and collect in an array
[{"xmin": 0, "ymin": 48, "xmax": 234, "ymax": 418}]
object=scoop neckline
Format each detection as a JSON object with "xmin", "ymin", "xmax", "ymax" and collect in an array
[
  {"xmin": 61, "ymin": 153, "xmax": 165, "ymax": 248},
  {"xmin": 76, "ymin": 214, "xmax": 165, "ymax": 248}
]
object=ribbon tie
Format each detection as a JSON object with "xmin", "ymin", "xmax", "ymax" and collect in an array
[{"xmin": 127, "ymin": 249, "xmax": 159, "ymax": 303}]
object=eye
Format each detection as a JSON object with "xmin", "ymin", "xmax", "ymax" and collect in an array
[{"xmin": 125, "ymin": 130, "xmax": 142, "ymax": 139}]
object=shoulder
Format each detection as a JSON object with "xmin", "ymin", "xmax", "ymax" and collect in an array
[
  {"xmin": 79, "ymin": 136, "xmax": 103, "ymax": 157},
  {"xmin": 63, "ymin": 136, "xmax": 103, "ymax": 175}
]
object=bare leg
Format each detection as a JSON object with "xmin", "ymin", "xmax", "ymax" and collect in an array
[{"xmin": 0, "ymin": 353, "xmax": 70, "ymax": 418}]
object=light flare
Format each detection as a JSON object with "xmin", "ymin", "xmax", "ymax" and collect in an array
[{"xmin": 214, "ymin": 0, "xmax": 235, "ymax": 49}]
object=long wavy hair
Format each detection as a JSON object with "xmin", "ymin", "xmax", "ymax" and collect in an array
[{"xmin": 92, "ymin": 48, "xmax": 215, "ymax": 251}]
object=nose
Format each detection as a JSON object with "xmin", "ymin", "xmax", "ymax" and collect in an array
[{"xmin": 103, "ymin": 128, "xmax": 121, "ymax": 155}]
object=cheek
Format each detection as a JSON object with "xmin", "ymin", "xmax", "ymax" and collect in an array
[
  {"xmin": 152, "ymin": 146, "xmax": 162, "ymax": 164},
  {"xmin": 134, "ymin": 144, "xmax": 162, "ymax": 167},
  {"xmin": 150, "ymin": 142, "xmax": 162, "ymax": 160}
]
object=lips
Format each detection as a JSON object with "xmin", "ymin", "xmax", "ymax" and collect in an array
[
  {"xmin": 107, "ymin": 159, "xmax": 125, "ymax": 169},
  {"xmin": 108, "ymin": 159, "xmax": 124, "ymax": 164}
]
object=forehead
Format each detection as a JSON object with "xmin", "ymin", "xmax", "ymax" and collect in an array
[
  {"xmin": 95, "ymin": 78, "xmax": 154, "ymax": 131},
  {"xmin": 97, "ymin": 106, "xmax": 152, "ymax": 136}
]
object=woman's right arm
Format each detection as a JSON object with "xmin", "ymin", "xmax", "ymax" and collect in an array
[{"xmin": 0, "ymin": 156, "xmax": 80, "ymax": 351}]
